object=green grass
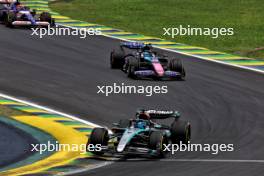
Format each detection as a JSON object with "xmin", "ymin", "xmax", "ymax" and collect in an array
[{"xmin": 50, "ymin": 0, "xmax": 264, "ymax": 59}]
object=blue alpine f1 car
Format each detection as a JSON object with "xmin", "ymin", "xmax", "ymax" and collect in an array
[
  {"xmin": 110, "ymin": 42, "xmax": 186, "ymax": 80},
  {"xmin": 0, "ymin": 0, "xmax": 54, "ymax": 27},
  {"xmin": 87, "ymin": 109, "xmax": 191, "ymax": 158}
]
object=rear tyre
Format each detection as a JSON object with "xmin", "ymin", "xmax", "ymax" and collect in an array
[
  {"xmin": 170, "ymin": 120, "xmax": 191, "ymax": 144},
  {"xmin": 127, "ymin": 56, "xmax": 139, "ymax": 79},
  {"xmin": 169, "ymin": 58, "xmax": 186, "ymax": 80},
  {"xmin": 119, "ymin": 119, "xmax": 131, "ymax": 128},
  {"xmin": 149, "ymin": 131, "xmax": 168, "ymax": 158},
  {"xmin": 0, "ymin": 12, "xmax": 6, "ymax": 22},
  {"xmin": 40, "ymin": 12, "xmax": 54, "ymax": 26},
  {"xmin": 110, "ymin": 48, "xmax": 125, "ymax": 69},
  {"xmin": 50, "ymin": 18, "xmax": 55, "ymax": 27},
  {"xmin": 5, "ymin": 12, "xmax": 16, "ymax": 28},
  {"xmin": 31, "ymin": 9, "xmax": 37, "ymax": 17},
  {"xmin": 88, "ymin": 128, "xmax": 109, "ymax": 155}
]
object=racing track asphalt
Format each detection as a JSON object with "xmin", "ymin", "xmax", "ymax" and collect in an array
[{"xmin": 0, "ymin": 25, "xmax": 264, "ymax": 176}]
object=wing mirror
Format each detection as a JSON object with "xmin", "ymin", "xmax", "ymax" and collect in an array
[{"xmin": 112, "ymin": 122, "xmax": 119, "ymax": 126}]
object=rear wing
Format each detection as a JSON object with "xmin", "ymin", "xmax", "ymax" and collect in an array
[
  {"xmin": 138, "ymin": 109, "xmax": 181, "ymax": 119},
  {"xmin": 120, "ymin": 42, "xmax": 145, "ymax": 49},
  {"xmin": 0, "ymin": 0, "xmax": 16, "ymax": 4}
]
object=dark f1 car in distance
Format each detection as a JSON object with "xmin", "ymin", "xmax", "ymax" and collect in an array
[
  {"xmin": 0, "ymin": 0, "xmax": 55, "ymax": 27},
  {"xmin": 110, "ymin": 42, "xmax": 186, "ymax": 80},
  {"xmin": 87, "ymin": 109, "xmax": 191, "ymax": 158}
]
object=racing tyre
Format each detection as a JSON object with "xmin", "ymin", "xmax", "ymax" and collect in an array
[
  {"xmin": 88, "ymin": 128, "xmax": 109, "ymax": 155},
  {"xmin": 0, "ymin": 12, "xmax": 6, "ymax": 21},
  {"xmin": 149, "ymin": 131, "xmax": 168, "ymax": 158},
  {"xmin": 119, "ymin": 119, "xmax": 131, "ymax": 128},
  {"xmin": 170, "ymin": 120, "xmax": 191, "ymax": 144},
  {"xmin": 110, "ymin": 48, "xmax": 125, "ymax": 69},
  {"xmin": 5, "ymin": 12, "xmax": 16, "ymax": 28},
  {"xmin": 40, "ymin": 12, "xmax": 55, "ymax": 26},
  {"xmin": 169, "ymin": 58, "xmax": 186, "ymax": 80},
  {"xmin": 31, "ymin": 9, "xmax": 37, "ymax": 17},
  {"xmin": 127, "ymin": 56, "xmax": 139, "ymax": 79}
]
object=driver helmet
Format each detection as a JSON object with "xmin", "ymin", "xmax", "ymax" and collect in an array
[
  {"xmin": 14, "ymin": 1, "xmax": 22, "ymax": 9},
  {"xmin": 135, "ymin": 121, "xmax": 146, "ymax": 129},
  {"xmin": 142, "ymin": 44, "xmax": 152, "ymax": 51}
]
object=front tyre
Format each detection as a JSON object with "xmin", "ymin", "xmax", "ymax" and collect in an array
[
  {"xmin": 110, "ymin": 48, "xmax": 125, "ymax": 69},
  {"xmin": 126, "ymin": 56, "xmax": 139, "ymax": 79},
  {"xmin": 149, "ymin": 131, "xmax": 168, "ymax": 158},
  {"xmin": 169, "ymin": 58, "xmax": 186, "ymax": 80},
  {"xmin": 88, "ymin": 128, "xmax": 109, "ymax": 155},
  {"xmin": 40, "ymin": 12, "xmax": 55, "ymax": 26}
]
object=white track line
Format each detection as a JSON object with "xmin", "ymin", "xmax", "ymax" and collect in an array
[
  {"xmin": 159, "ymin": 159, "xmax": 264, "ymax": 163},
  {"xmin": 62, "ymin": 161, "xmax": 113, "ymax": 176},
  {"xmin": 0, "ymin": 93, "xmax": 100, "ymax": 127}
]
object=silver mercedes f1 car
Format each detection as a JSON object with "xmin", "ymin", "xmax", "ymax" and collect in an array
[{"xmin": 87, "ymin": 109, "xmax": 191, "ymax": 158}]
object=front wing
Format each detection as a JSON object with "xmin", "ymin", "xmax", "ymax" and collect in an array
[
  {"xmin": 11, "ymin": 20, "xmax": 50, "ymax": 26},
  {"xmin": 100, "ymin": 145, "xmax": 160, "ymax": 157},
  {"xmin": 134, "ymin": 69, "xmax": 182, "ymax": 79}
]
